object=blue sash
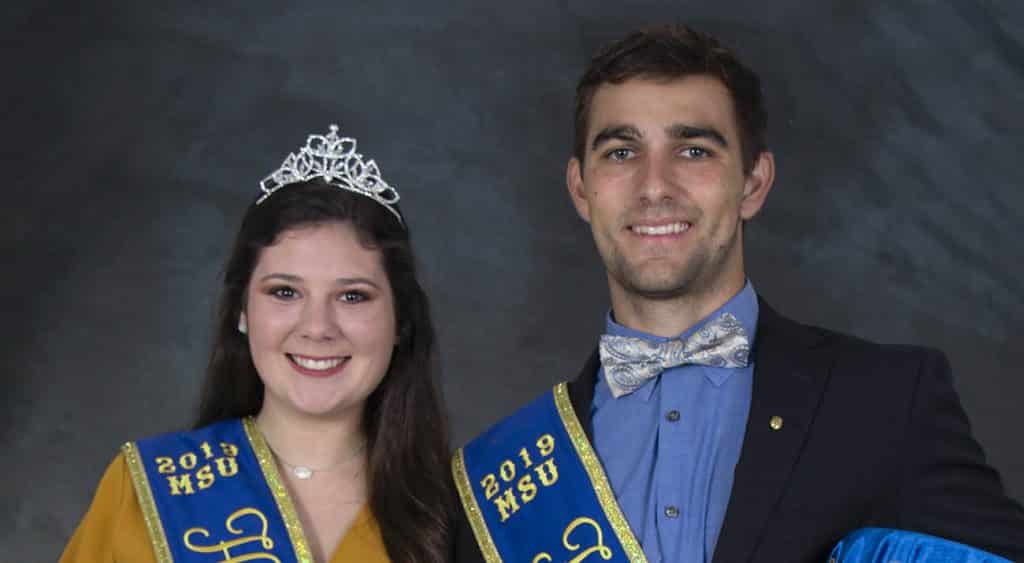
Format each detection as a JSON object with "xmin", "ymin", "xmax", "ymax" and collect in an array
[
  {"xmin": 829, "ymin": 528, "xmax": 1011, "ymax": 563},
  {"xmin": 123, "ymin": 417, "xmax": 313, "ymax": 562},
  {"xmin": 453, "ymin": 383, "xmax": 647, "ymax": 563}
]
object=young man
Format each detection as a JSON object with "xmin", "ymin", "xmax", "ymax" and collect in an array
[{"xmin": 452, "ymin": 25, "xmax": 1024, "ymax": 562}]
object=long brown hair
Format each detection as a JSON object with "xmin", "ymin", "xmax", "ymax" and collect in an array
[{"xmin": 195, "ymin": 180, "xmax": 453, "ymax": 562}]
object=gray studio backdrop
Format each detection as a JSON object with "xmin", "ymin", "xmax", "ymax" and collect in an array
[{"xmin": 3, "ymin": 1, "xmax": 1022, "ymax": 559}]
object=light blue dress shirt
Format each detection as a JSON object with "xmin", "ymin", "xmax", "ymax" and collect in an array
[{"xmin": 591, "ymin": 282, "xmax": 758, "ymax": 563}]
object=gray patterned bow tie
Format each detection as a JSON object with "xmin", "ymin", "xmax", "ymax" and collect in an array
[{"xmin": 599, "ymin": 312, "xmax": 751, "ymax": 398}]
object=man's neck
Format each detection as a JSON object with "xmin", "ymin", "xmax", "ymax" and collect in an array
[{"xmin": 609, "ymin": 276, "xmax": 747, "ymax": 337}]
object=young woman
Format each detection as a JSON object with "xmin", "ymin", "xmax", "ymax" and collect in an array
[{"xmin": 62, "ymin": 125, "xmax": 453, "ymax": 562}]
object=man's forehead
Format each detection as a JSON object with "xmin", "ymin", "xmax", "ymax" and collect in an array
[{"xmin": 587, "ymin": 76, "xmax": 738, "ymax": 138}]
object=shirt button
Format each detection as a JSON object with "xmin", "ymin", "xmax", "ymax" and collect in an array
[
  {"xmin": 664, "ymin": 505, "xmax": 680, "ymax": 519},
  {"xmin": 665, "ymin": 410, "xmax": 681, "ymax": 422}
]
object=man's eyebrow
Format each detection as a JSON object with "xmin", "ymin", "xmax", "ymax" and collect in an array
[
  {"xmin": 667, "ymin": 124, "xmax": 728, "ymax": 148},
  {"xmin": 590, "ymin": 125, "xmax": 642, "ymax": 152}
]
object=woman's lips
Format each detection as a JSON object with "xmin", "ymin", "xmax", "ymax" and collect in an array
[{"xmin": 287, "ymin": 354, "xmax": 349, "ymax": 377}]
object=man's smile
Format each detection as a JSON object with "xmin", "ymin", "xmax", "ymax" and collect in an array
[{"xmin": 629, "ymin": 221, "xmax": 693, "ymax": 237}]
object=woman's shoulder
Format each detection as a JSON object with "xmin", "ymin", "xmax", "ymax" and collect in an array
[
  {"xmin": 61, "ymin": 419, "xmax": 249, "ymax": 562},
  {"xmin": 59, "ymin": 450, "xmax": 153, "ymax": 562},
  {"xmin": 129, "ymin": 417, "xmax": 245, "ymax": 447}
]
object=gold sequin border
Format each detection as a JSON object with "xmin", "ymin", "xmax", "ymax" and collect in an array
[
  {"xmin": 242, "ymin": 417, "xmax": 314, "ymax": 563},
  {"xmin": 552, "ymin": 383, "xmax": 648, "ymax": 563},
  {"xmin": 452, "ymin": 448, "xmax": 503, "ymax": 563},
  {"xmin": 121, "ymin": 441, "xmax": 174, "ymax": 563}
]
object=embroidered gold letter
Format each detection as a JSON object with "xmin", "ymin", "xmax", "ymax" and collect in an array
[
  {"xmin": 183, "ymin": 507, "xmax": 280, "ymax": 562},
  {"xmin": 179, "ymin": 452, "xmax": 198, "ymax": 471},
  {"xmin": 499, "ymin": 460, "xmax": 516, "ymax": 482},
  {"xmin": 493, "ymin": 488, "xmax": 521, "ymax": 522},
  {"xmin": 519, "ymin": 446, "xmax": 534, "ymax": 468},
  {"xmin": 534, "ymin": 457, "xmax": 559, "ymax": 487},
  {"xmin": 480, "ymin": 473, "xmax": 499, "ymax": 500},
  {"xmin": 215, "ymin": 456, "xmax": 239, "ymax": 478},
  {"xmin": 220, "ymin": 441, "xmax": 239, "ymax": 457},
  {"xmin": 155, "ymin": 456, "xmax": 176, "ymax": 474},
  {"xmin": 563, "ymin": 517, "xmax": 613, "ymax": 563},
  {"xmin": 196, "ymin": 465, "xmax": 215, "ymax": 491},
  {"xmin": 167, "ymin": 474, "xmax": 194, "ymax": 496},
  {"xmin": 517, "ymin": 474, "xmax": 538, "ymax": 504},
  {"xmin": 536, "ymin": 433, "xmax": 555, "ymax": 456}
]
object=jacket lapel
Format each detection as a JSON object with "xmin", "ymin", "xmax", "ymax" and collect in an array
[
  {"xmin": 563, "ymin": 300, "xmax": 835, "ymax": 562},
  {"xmin": 567, "ymin": 349, "xmax": 600, "ymax": 440},
  {"xmin": 711, "ymin": 299, "xmax": 834, "ymax": 562}
]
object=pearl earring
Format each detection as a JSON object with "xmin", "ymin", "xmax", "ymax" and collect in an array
[{"xmin": 238, "ymin": 313, "xmax": 248, "ymax": 334}]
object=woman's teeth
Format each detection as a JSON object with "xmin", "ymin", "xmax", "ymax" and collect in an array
[{"xmin": 291, "ymin": 355, "xmax": 343, "ymax": 370}]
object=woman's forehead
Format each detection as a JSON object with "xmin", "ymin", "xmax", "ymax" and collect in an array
[{"xmin": 252, "ymin": 222, "xmax": 387, "ymax": 281}]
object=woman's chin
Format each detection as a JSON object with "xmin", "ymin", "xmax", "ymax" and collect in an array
[{"xmin": 263, "ymin": 389, "xmax": 362, "ymax": 421}]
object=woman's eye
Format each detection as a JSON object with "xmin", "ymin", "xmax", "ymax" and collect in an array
[
  {"xmin": 606, "ymin": 147, "xmax": 635, "ymax": 161},
  {"xmin": 340, "ymin": 291, "xmax": 366, "ymax": 304},
  {"xmin": 270, "ymin": 286, "xmax": 297, "ymax": 299}
]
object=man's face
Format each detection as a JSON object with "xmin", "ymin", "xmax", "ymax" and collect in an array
[{"xmin": 567, "ymin": 76, "xmax": 773, "ymax": 304}]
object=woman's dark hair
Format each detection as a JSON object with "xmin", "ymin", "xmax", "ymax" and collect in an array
[{"xmin": 195, "ymin": 180, "xmax": 452, "ymax": 562}]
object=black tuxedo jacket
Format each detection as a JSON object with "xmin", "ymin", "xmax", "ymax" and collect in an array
[{"xmin": 453, "ymin": 300, "xmax": 1024, "ymax": 561}]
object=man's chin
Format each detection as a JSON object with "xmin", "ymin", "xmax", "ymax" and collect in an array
[
  {"xmin": 618, "ymin": 271, "xmax": 699, "ymax": 300},
  {"xmin": 628, "ymin": 284, "xmax": 694, "ymax": 301}
]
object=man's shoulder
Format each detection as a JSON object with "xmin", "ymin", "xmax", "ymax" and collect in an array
[
  {"xmin": 457, "ymin": 386, "xmax": 563, "ymax": 451},
  {"xmin": 765, "ymin": 304, "xmax": 948, "ymax": 374}
]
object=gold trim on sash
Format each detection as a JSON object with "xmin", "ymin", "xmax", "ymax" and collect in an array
[
  {"xmin": 242, "ymin": 417, "xmax": 315, "ymax": 563},
  {"xmin": 122, "ymin": 442, "xmax": 174, "ymax": 563},
  {"xmin": 452, "ymin": 448, "xmax": 503, "ymax": 563},
  {"xmin": 553, "ymin": 383, "xmax": 648, "ymax": 563}
]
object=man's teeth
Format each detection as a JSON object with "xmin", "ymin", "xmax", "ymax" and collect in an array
[
  {"xmin": 292, "ymin": 356, "xmax": 343, "ymax": 370},
  {"xmin": 633, "ymin": 222, "xmax": 690, "ymax": 235}
]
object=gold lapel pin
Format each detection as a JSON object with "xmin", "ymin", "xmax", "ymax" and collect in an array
[{"xmin": 769, "ymin": 416, "xmax": 784, "ymax": 431}]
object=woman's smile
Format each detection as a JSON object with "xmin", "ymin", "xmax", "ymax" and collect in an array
[{"xmin": 287, "ymin": 353, "xmax": 350, "ymax": 377}]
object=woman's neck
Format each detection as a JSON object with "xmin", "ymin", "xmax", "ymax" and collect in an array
[{"xmin": 255, "ymin": 406, "xmax": 366, "ymax": 471}]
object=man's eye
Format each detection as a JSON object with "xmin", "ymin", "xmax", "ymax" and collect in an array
[
  {"xmin": 683, "ymin": 146, "xmax": 711, "ymax": 158},
  {"xmin": 606, "ymin": 147, "xmax": 634, "ymax": 161},
  {"xmin": 340, "ymin": 291, "xmax": 366, "ymax": 304}
]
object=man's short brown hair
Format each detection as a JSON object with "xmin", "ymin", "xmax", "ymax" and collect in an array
[{"xmin": 573, "ymin": 25, "xmax": 767, "ymax": 173}]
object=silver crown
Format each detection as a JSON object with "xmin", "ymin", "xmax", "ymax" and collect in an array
[{"xmin": 258, "ymin": 124, "xmax": 403, "ymax": 225}]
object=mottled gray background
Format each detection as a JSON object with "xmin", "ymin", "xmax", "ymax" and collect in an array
[{"xmin": 3, "ymin": 1, "xmax": 1022, "ymax": 560}]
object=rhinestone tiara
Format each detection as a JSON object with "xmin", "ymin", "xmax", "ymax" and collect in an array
[{"xmin": 258, "ymin": 124, "xmax": 403, "ymax": 226}]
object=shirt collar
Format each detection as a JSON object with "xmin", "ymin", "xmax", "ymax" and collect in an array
[{"xmin": 600, "ymin": 281, "xmax": 759, "ymax": 396}]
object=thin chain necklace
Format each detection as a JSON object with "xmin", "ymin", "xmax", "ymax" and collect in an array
[{"xmin": 264, "ymin": 435, "xmax": 366, "ymax": 480}]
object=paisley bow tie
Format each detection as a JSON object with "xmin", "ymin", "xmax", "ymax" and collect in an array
[{"xmin": 599, "ymin": 312, "xmax": 751, "ymax": 398}]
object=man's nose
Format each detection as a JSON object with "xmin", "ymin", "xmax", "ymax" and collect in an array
[{"xmin": 636, "ymin": 152, "xmax": 676, "ymax": 204}]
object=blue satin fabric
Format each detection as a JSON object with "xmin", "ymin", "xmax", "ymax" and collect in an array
[
  {"xmin": 459, "ymin": 388, "xmax": 638, "ymax": 562},
  {"xmin": 829, "ymin": 528, "xmax": 1011, "ymax": 563},
  {"xmin": 132, "ymin": 419, "xmax": 300, "ymax": 562}
]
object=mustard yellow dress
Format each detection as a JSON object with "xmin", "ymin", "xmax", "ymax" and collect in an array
[{"xmin": 61, "ymin": 453, "xmax": 390, "ymax": 562}]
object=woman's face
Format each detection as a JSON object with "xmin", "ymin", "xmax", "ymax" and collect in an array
[{"xmin": 243, "ymin": 221, "xmax": 397, "ymax": 420}]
